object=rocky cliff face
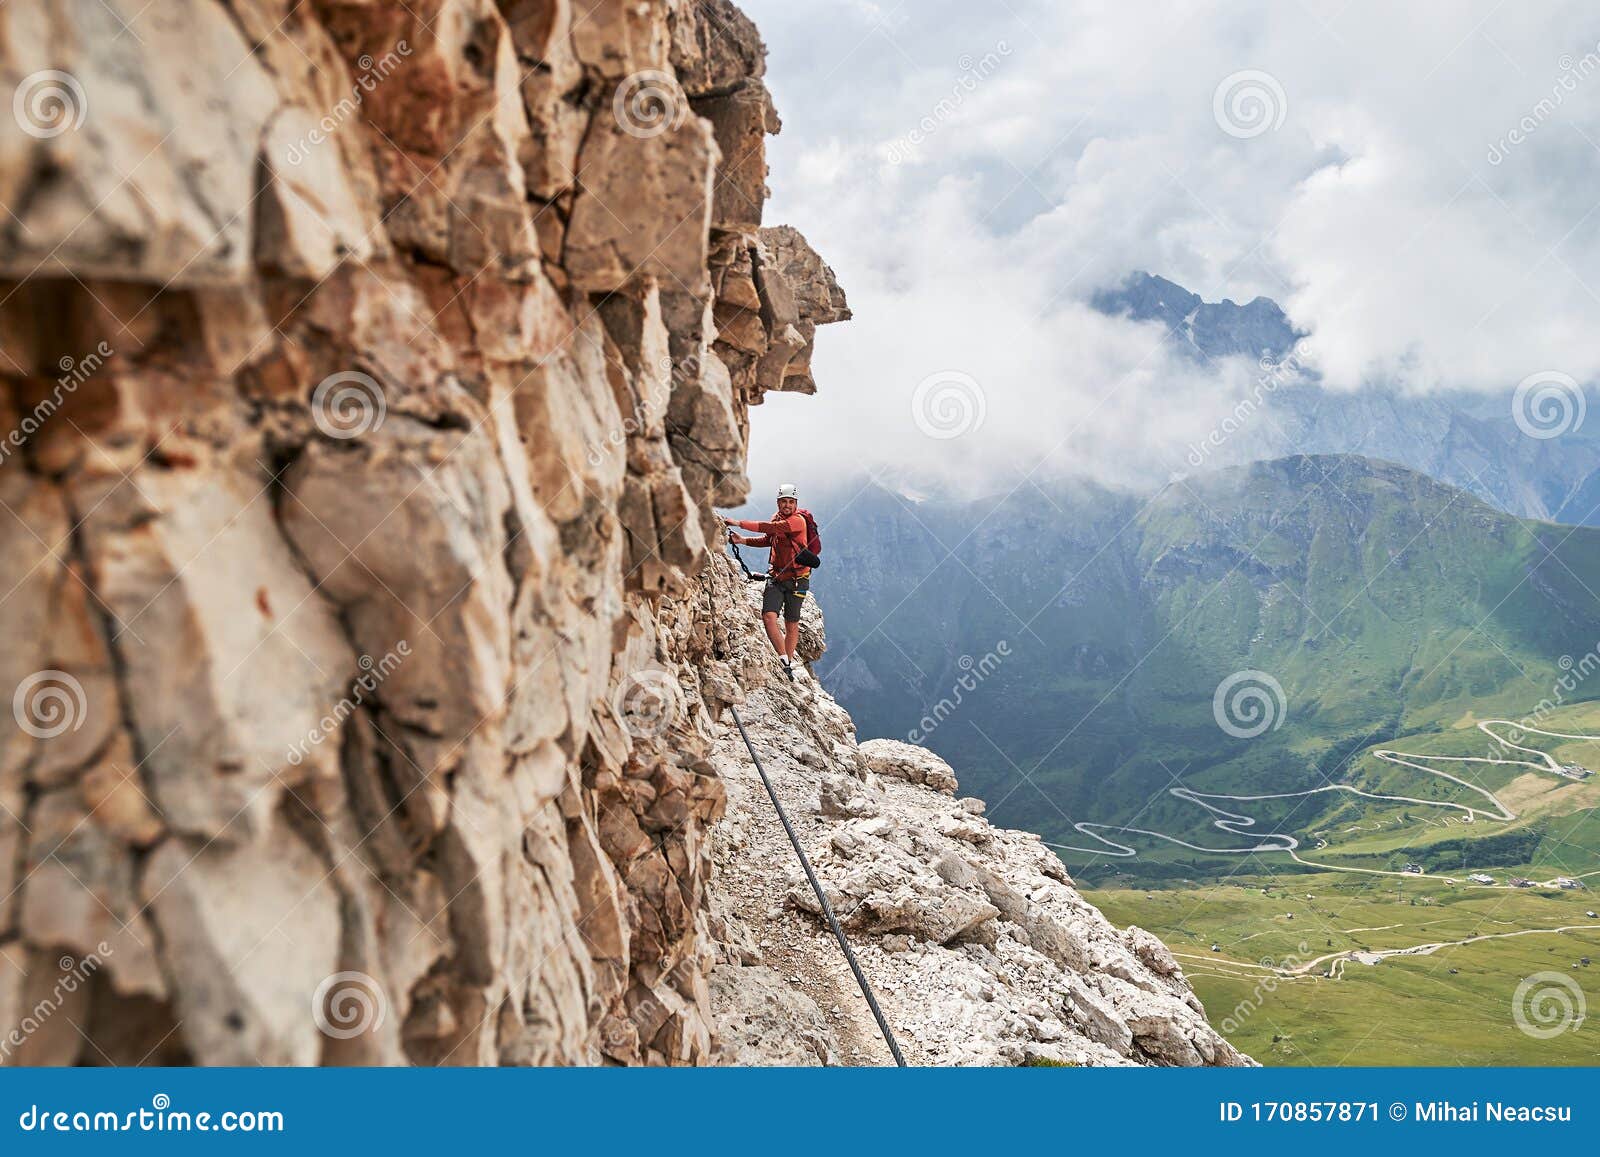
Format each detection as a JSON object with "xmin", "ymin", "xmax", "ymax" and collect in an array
[
  {"xmin": 0, "ymin": 0, "xmax": 845, "ymax": 1066},
  {"xmin": 680, "ymin": 555, "xmax": 1248, "ymax": 1067},
  {"xmin": 0, "ymin": 0, "xmax": 1240, "ymax": 1068}
]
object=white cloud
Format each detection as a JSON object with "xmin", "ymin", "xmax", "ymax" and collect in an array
[{"xmin": 739, "ymin": 0, "xmax": 1600, "ymax": 493}]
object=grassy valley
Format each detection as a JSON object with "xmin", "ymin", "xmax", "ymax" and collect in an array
[
  {"xmin": 814, "ymin": 454, "xmax": 1600, "ymax": 1063},
  {"xmin": 1092, "ymin": 872, "xmax": 1600, "ymax": 1065}
]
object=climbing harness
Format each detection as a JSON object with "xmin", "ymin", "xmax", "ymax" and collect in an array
[{"xmin": 728, "ymin": 703, "xmax": 908, "ymax": 1067}]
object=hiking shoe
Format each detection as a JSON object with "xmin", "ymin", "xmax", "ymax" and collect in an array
[{"xmin": 780, "ymin": 658, "xmax": 795, "ymax": 682}]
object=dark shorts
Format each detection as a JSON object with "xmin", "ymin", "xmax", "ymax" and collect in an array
[{"xmin": 762, "ymin": 577, "xmax": 810, "ymax": 622}]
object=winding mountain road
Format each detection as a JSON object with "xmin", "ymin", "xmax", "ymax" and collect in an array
[{"xmin": 1048, "ymin": 720, "xmax": 1596, "ymax": 883}]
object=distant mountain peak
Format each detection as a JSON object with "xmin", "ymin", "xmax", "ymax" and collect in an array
[{"xmin": 1091, "ymin": 271, "xmax": 1301, "ymax": 363}]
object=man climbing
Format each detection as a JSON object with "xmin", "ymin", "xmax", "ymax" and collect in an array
[{"xmin": 728, "ymin": 483, "xmax": 814, "ymax": 681}]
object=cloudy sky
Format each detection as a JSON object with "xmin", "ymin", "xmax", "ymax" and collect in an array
[{"xmin": 736, "ymin": 0, "xmax": 1600, "ymax": 498}]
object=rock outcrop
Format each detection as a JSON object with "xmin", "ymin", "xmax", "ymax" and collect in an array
[
  {"xmin": 0, "ymin": 0, "xmax": 1242, "ymax": 1069},
  {"xmin": 683, "ymin": 557, "xmax": 1250, "ymax": 1066},
  {"xmin": 0, "ymin": 0, "xmax": 842, "ymax": 1066}
]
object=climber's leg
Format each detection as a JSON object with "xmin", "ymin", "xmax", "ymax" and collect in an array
[
  {"xmin": 759, "ymin": 580, "xmax": 790, "ymax": 655},
  {"xmin": 759, "ymin": 610, "xmax": 785, "ymax": 654},
  {"xmin": 759, "ymin": 608, "xmax": 786, "ymax": 655},
  {"xmin": 781, "ymin": 578, "xmax": 808, "ymax": 662}
]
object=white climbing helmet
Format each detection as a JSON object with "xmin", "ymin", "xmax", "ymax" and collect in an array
[{"xmin": 776, "ymin": 483, "xmax": 799, "ymax": 500}]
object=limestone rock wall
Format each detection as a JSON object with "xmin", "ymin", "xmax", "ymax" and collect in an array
[{"xmin": 0, "ymin": 0, "xmax": 844, "ymax": 1065}]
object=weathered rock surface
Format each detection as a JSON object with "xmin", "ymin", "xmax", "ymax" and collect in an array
[
  {"xmin": 858, "ymin": 739, "xmax": 960, "ymax": 795},
  {"xmin": 694, "ymin": 557, "xmax": 1251, "ymax": 1067},
  {"xmin": 1, "ymin": 0, "xmax": 1245, "ymax": 1070},
  {"xmin": 0, "ymin": 0, "xmax": 843, "ymax": 1066},
  {"xmin": 709, "ymin": 964, "xmax": 838, "ymax": 1066}
]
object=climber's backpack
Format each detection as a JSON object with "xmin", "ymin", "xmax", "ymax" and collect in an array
[{"xmin": 795, "ymin": 508, "xmax": 822, "ymax": 569}]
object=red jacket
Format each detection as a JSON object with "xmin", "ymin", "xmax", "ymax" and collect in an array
[{"xmin": 737, "ymin": 513, "xmax": 811, "ymax": 579}]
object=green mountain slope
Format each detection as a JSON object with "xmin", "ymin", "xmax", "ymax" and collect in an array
[{"xmin": 814, "ymin": 456, "xmax": 1600, "ymax": 880}]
